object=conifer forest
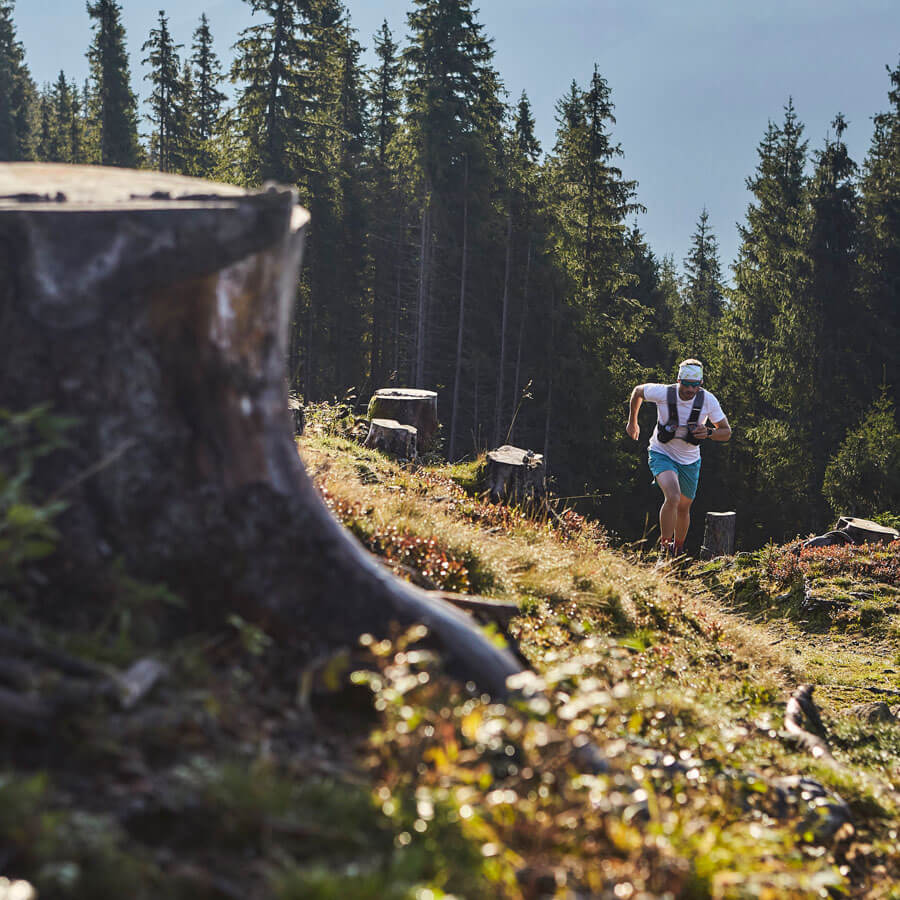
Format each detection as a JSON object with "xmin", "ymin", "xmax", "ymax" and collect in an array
[{"xmin": 2, "ymin": 0, "xmax": 899, "ymax": 549}]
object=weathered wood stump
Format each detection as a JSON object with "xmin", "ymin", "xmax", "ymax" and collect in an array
[
  {"xmin": 485, "ymin": 445, "xmax": 546, "ymax": 504},
  {"xmin": 288, "ymin": 396, "xmax": 305, "ymax": 435},
  {"xmin": 836, "ymin": 516, "xmax": 899, "ymax": 544},
  {"xmin": 363, "ymin": 418, "xmax": 417, "ymax": 459},
  {"xmin": 0, "ymin": 163, "xmax": 523, "ymax": 698},
  {"xmin": 701, "ymin": 511, "xmax": 736, "ymax": 558},
  {"xmin": 802, "ymin": 516, "xmax": 899, "ymax": 549},
  {"xmin": 367, "ymin": 388, "xmax": 438, "ymax": 449}
]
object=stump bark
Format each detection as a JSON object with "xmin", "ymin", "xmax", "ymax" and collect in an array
[
  {"xmin": 288, "ymin": 397, "xmax": 305, "ymax": 436},
  {"xmin": 364, "ymin": 418, "xmax": 417, "ymax": 459},
  {"xmin": 485, "ymin": 445, "xmax": 546, "ymax": 504},
  {"xmin": 0, "ymin": 163, "xmax": 523, "ymax": 697},
  {"xmin": 367, "ymin": 389, "xmax": 438, "ymax": 449},
  {"xmin": 700, "ymin": 511, "xmax": 736, "ymax": 558}
]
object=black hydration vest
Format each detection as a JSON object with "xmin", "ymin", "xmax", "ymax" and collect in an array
[{"xmin": 657, "ymin": 385, "xmax": 705, "ymax": 445}]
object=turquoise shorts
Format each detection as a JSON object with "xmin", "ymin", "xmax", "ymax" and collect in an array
[{"xmin": 648, "ymin": 450, "xmax": 701, "ymax": 500}]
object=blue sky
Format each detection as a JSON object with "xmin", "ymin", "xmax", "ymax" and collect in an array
[{"xmin": 15, "ymin": 0, "xmax": 900, "ymax": 278}]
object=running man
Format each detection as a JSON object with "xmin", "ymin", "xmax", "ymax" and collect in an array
[{"xmin": 626, "ymin": 359, "xmax": 731, "ymax": 558}]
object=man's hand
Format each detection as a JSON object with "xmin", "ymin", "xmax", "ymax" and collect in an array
[
  {"xmin": 690, "ymin": 423, "xmax": 711, "ymax": 441},
  {"xmin": 626, "ymin": 421, "xmax": 640, "ymax": 441}
]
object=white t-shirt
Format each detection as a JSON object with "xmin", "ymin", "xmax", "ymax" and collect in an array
[{"xmin": 644, "ymin": 383, "xmax": 725, "ymax": 464}]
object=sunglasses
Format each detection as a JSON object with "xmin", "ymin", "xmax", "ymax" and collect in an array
[{"xmin": 680, "ymin": 380, "xmax": 702, "ymax": 388}]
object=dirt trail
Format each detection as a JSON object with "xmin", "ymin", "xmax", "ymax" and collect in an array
[{"xmin": 680, "ymin": 565, "xmax": 900, "ymax": 716}]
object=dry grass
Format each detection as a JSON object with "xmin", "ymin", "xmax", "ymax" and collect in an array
[
  {"xmin": 293, "ymin": 431, "xmax": 900, "ymax": 897},
  {"xmin": 300, "ymin": 434, "xmax": 836, "ymax": 703}
]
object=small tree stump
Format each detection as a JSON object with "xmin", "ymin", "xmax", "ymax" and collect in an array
[
  {"xmin": 485, "ymin": 445, "xmax": 545, "ymax": 504},
  {"xmin": 364, "ymin": 418, "xmax": 417, "ymax": 459},
  {"xmin": 701, "ymin": 511, "xmax": 736, "ymax": 558},
  {"xmin": 288, "ymin": 397, "xmax": 304, "ymax": 435},
  {"xmin": 367, "ymin": 389, "xmax": 438, "ymax": 449}
]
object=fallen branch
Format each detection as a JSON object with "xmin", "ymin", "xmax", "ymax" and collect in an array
[
  {"xmin": 375, "ymin": 559, "xmax": 521, "ymax": 630},
  {"xmin": 434, "ymin": 592, "xmax": 520, "ymax": 629}
]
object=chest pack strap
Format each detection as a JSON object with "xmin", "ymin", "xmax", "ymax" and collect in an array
[{"xmin": 666, "ymin": 385, "xmax": 706, "ymax": 444}]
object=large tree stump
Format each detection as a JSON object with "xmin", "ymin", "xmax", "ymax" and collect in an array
[
  {"xmin": 801, "ymin": 517, "xmax": 899, "ymax": 549},
  {"xmin": 485, "ymin": 445, "xmax": 546, "ymax": 504},
  {"xmin": 363, "ymin": 418, "xmax": 417, "ymax": 459},
  {"xmin": 836, "ymin": 516, "xmax": 899, "ymax": 544},
  {"xmin": 700, "ymin": 511, "xmax": 736, "ymax": 558},
  {"xmin": 367, "ymin": 388, "xmax": 438, "ymax": 449},
  {"xmin": 0, "ymin": 163, "xmax": 523, "ymax": 697}
]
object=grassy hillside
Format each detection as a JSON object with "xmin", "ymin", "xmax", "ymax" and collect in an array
[{"xmin": 1, "ymin": 414, "xmax": 899, "ymax": 898}]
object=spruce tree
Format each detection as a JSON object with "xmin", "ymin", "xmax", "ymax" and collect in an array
[
  {"xmin": 231, "ymin": 0, "xmax": 313, "ymax": 185},
  {"xmin": 545, "ymin": 69, "xmax": 643, "ymax": 510},
  {"xmin": 490, "ymin": 93, "xmax": 544, "ymax": 447},
  {"xmin": 720, "ymin": 100, "xmax": 812, "ymax": 541},
  {"xmin": 823, "ymin": 387, "xmax": 900, "ymax": 518},
  {"xmin": 80, "ymin": 78, "xmax": 98, "ymax": 162},
  {"xmin": 678, "ymin": 208, "xmax": 724, "ymax": 368},
  {"xmin": 402, "ymin": 0, "xmax": 501, "ymax": 196},
  {"xmin": 859, "ymin": 58, "xmax": 900, "ymax": 399},
  {"xmin": 86, "ymin": 0, "xmax": 141, "ymax": 167},
  {"xmin": 367, "ymin": 20, "xmax": 403, "ymax": 389},
  {"xmin": 550, "ymin": 68, "xmax": 640, "ymax": 300},
  {"xmin": 34, "ymin": 85, "xmax": 51, "ymax": 161},
  {"xmin": 305, "ymin": 3, "xmax": 369, "ymax": 396},
  {"xmin": 190, "ymin": 13, "xmax": 226, "ymax": 177},
  {"xmin": 805, "ymin": 116, "xmax": 862, "ymax": 441},
  {"xmin": 504, "ymin": 93, "xmax": 544, "ymax": 446},
  {"xmin": 142, "ymin": 10, "xmax": 182, "ymax": 172},
  {"xmin": 401, "ymin": 0, "xmax": 505, "ymax": 395},
  {"xmin": 68, "ymin": 76, "xmax": 85, "ymax": 163},
  {"xmin": 727, "ymin": 100, "xmax": 808, "ymax": 403},
  {"xmin": 0, "ymin": 0, "xmax": 34, "ymax": 160},
  {"xmin": 514, "ymin": 91, "xmax": 540, "ymax": 163},
  {"xmin": 170, "ymin": 59, "xmax": 196, "ymax": 174},
  {"xmin": 47, "ymin": 71, "xmax": 77, "ymax": 162},
  {"xmin": 628, "ymin": 232, "xmax": 678, "ymax": 372}
]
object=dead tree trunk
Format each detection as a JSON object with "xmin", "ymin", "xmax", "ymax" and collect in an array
[
  {"xmin": 701, "ymin": 511, "xmax": 736, "ymax": 558},
  {"xmin": 0, "ymin": 163, "xmax": 523, "ymax": 697}
]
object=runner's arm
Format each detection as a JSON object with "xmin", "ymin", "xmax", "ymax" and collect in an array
[
  {"xmin": 626, "ymin": 385, "xmax": 646, "ymax": 440},
  {"xmin": 707, "ymin": 415, "xmax": 731, "ymax": 441}
]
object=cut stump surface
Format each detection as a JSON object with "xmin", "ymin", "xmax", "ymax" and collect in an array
[{"xmin": 485, "ymin": 445, "xmax": 546, "ymax": 504}]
